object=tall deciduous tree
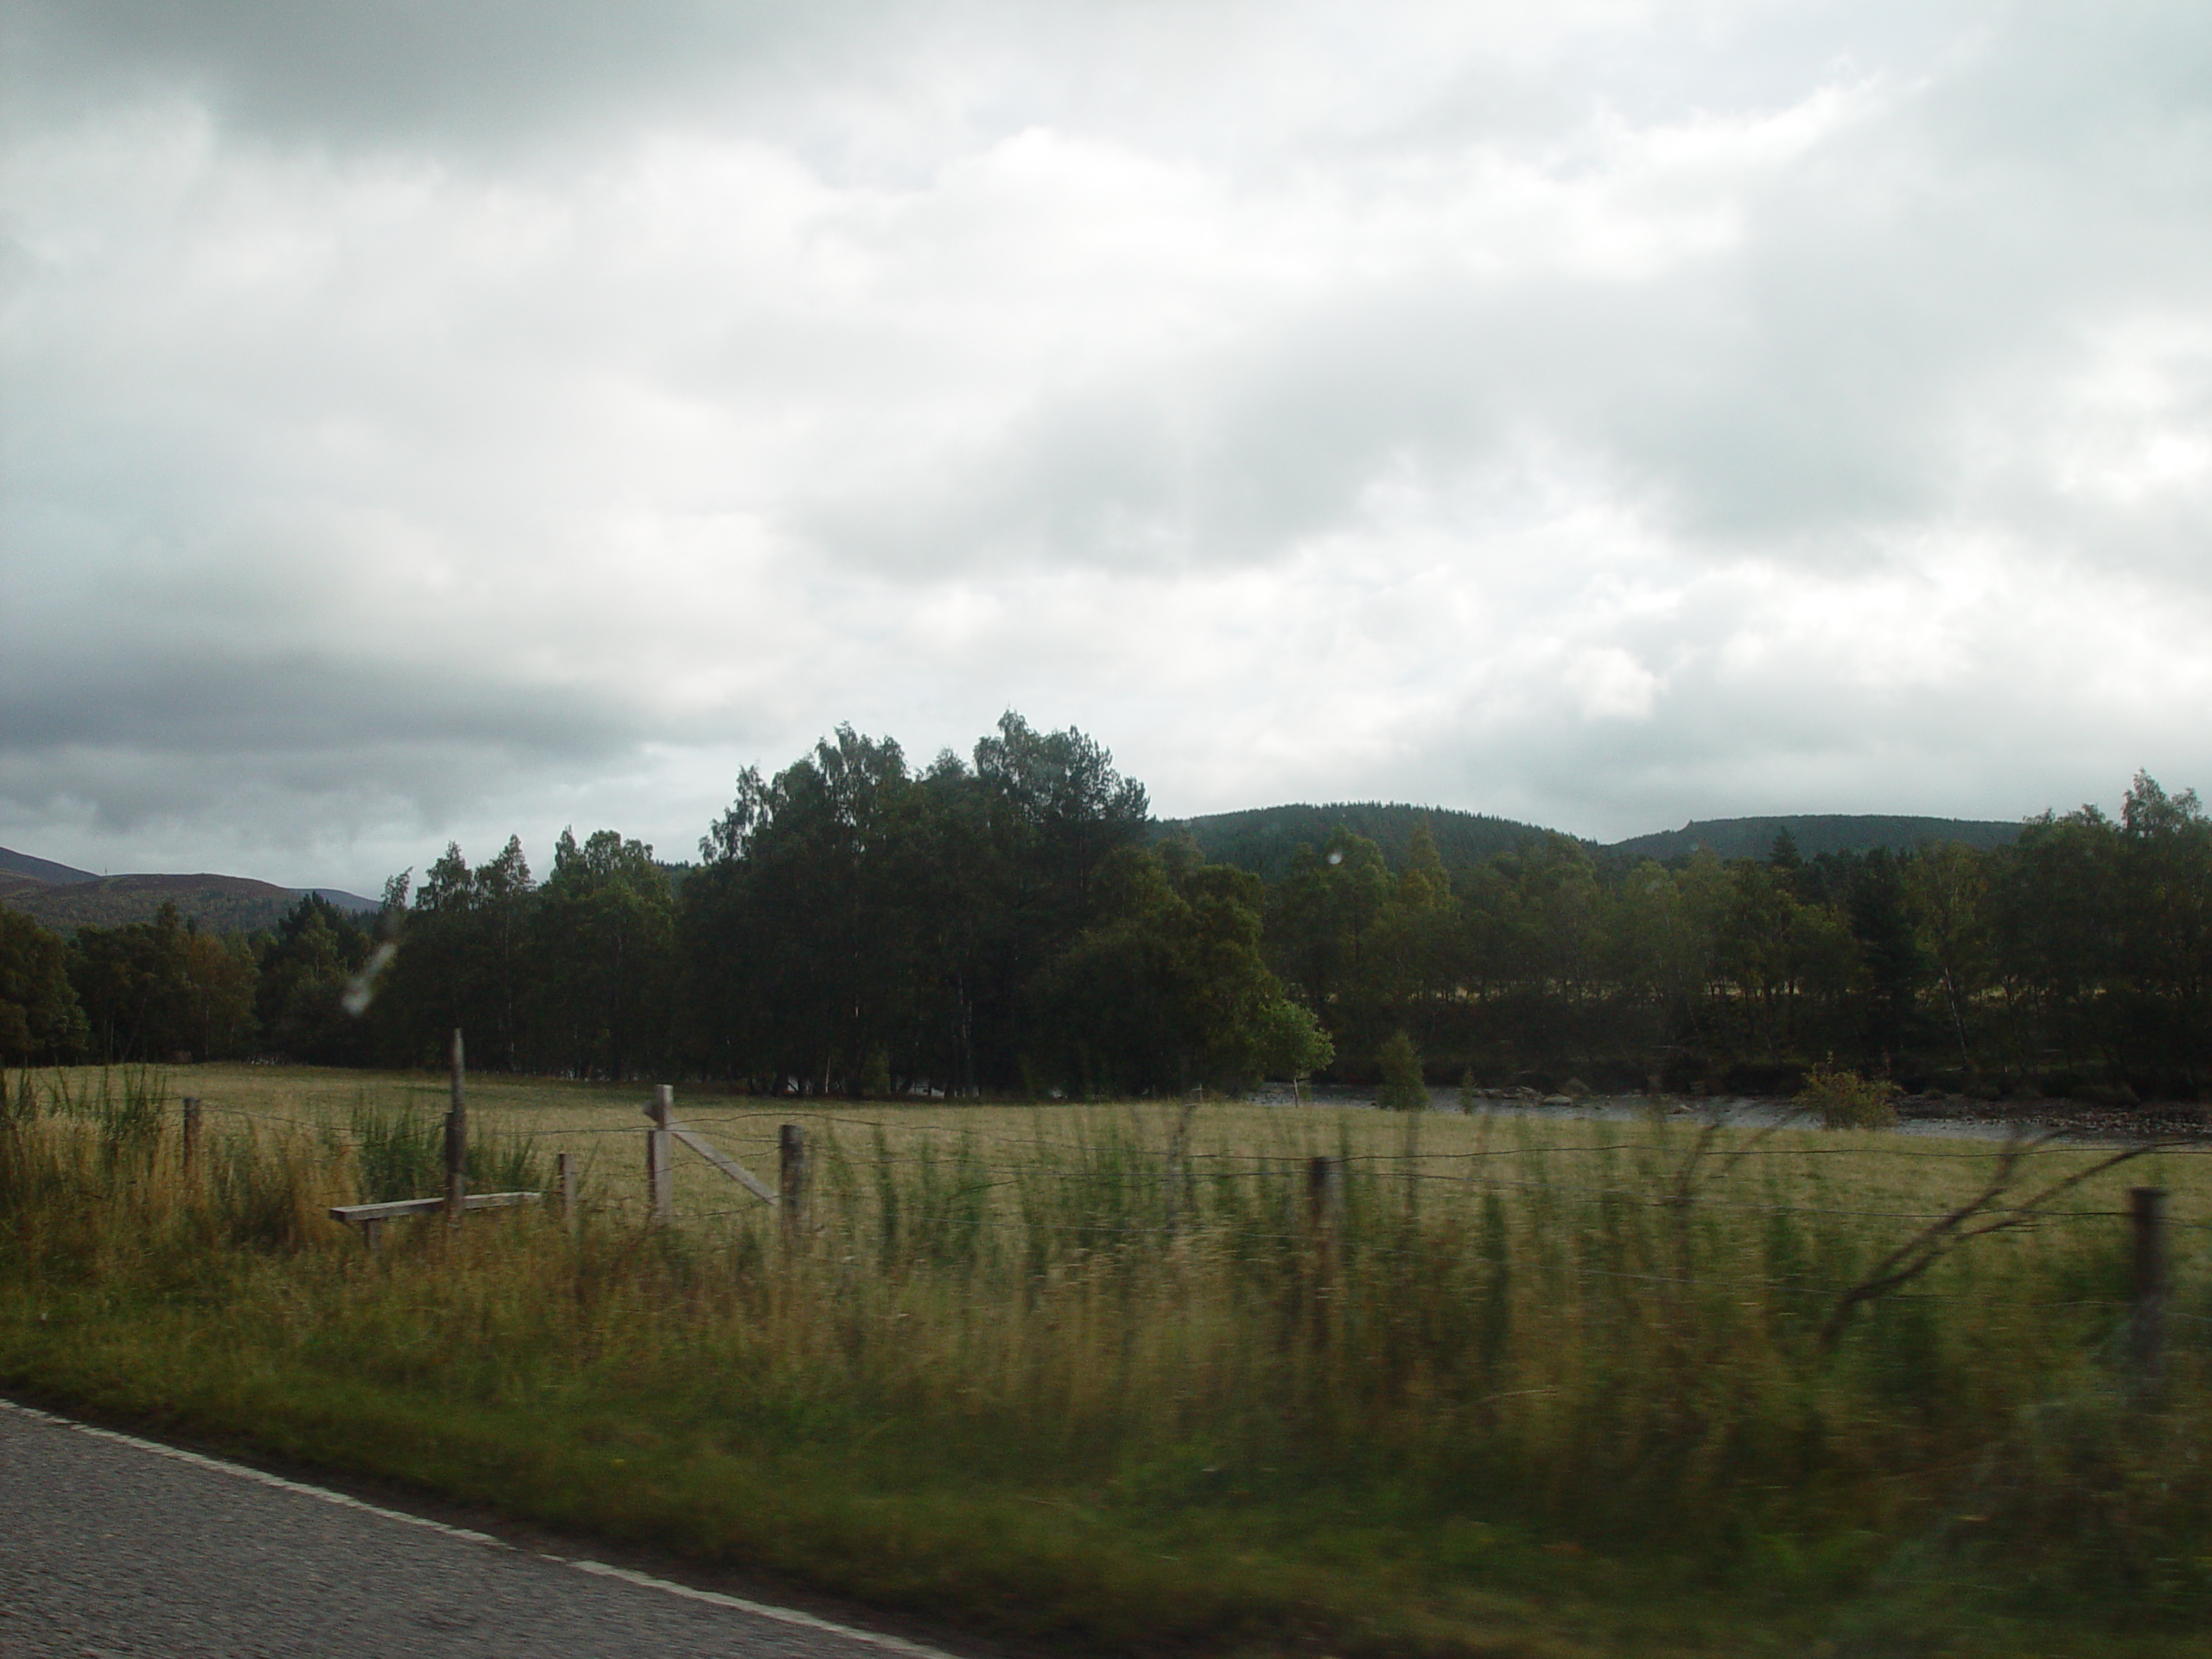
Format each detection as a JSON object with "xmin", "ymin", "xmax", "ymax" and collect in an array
[
  {"xmin": 255, "ymin": 894, "xmax": 374, "ymax": 1063},
  {"xmin": 0, "ymin": 911, "xmax": 87, "ymax": 1063},
  {"xmin": 66, "ymin": 904, "xmax": 255, "ymax": 1063},
  {"xmin": 380, "ymin": 838, "xmax": 536, "ymax": 1068},
  {"xmin": 534, "ymin": 829, "xmax": 674, "ymax": 1080},
  {"xmin": 1039, "ymin": 842, "xmax": 1325, "ymax": 1095}
]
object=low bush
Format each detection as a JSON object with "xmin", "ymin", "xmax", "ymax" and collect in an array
[
  {"xmin": 1376, "ymin": 1029, "xmax": 1427, "ymax": 1110},
  {"xmin": 1797, "ymin": 1059, "xmax": 1901, "ymax": 1128}
]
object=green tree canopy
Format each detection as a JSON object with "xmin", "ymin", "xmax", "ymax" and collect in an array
[{"xmin": 0, "ymin": 910, "xmax": 87, "ymax": 1064}]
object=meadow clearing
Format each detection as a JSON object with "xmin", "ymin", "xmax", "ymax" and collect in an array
[{"xmin": 3, "ymin": 1062, "xmax": 2209, "ymax": 1658}]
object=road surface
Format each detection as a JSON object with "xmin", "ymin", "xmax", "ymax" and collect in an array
[{"xmin": 0, "ymin": 1398, "xmax": 964, "ymax": 1659}]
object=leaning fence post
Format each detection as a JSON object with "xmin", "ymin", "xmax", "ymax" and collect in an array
[
  {"xmin": 181, "ymin": 1096, "xmax": 201, "ymax": 1177},
  {"xmin": 646, "ymin": 1085, "xmax": 674, "ymax": 1224},
  {"xmin": 2130, "ymin": 1186, "xmax": 2167, "ymax": 1399},
  {"xmin": 779, "ymin": 1123, "xmax": 809, "ymax": 1238},
  {"xmin": 444, "ymin": 1029, "xmax": 467, "ymax": 1226},
  {"xmin": 557, "ymin": 1151, "xmax": 578, "ymax": 1236}
]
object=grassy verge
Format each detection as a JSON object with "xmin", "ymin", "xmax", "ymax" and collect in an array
[{"xmin": 3, "ymin": 1067, "xmax": 2209, "ymax": 1657}]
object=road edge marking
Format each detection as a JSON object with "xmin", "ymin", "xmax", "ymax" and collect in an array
[
  {"xmin": 0, "ymin": 1397, "xmax": 960, "ymax": 1659},
  {"xmin": 562, "ymin": 1559, "xmax": 957, "ymax": 1656}
]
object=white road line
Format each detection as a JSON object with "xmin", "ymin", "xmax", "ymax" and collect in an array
[
  {"xmin": 562, "ymin": 1560, "xmax": 957, "ymax": 1657},
  {"xmin": 0, "ymin": 1397, "xmax": 960, "ymax": 1659}
]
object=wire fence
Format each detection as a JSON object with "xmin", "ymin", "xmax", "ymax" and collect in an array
[
  {"xmin": 17, "ymin": 1077, "xmax": 2207, "ymax": 1343},
  {"xmin": 27, "ymin": 1077, "xmax": 2212, "ymax": 1259},
  {"xmin": 92, "ymin": 1096, "xmax": 2210, "ymax": 1226}
]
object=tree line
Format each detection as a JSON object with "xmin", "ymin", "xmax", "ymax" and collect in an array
[
  {"xmin": 1266, "ymin": 770, "xmax": 2210, "ymax": 1101},
  {"xmin": 3, "ymin": 715, "xmax": 2206, "ymax": 1103}
]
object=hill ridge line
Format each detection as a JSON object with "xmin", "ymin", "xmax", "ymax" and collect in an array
[{"xmin": 1163, "ymin": 803, "xmax": 2025, "ymax": 879}]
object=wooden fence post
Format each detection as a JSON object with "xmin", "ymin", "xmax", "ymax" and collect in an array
[
  {"xmin": 444, "ymin": 1028, "xmax": 467, "ymax": 1226},
  {"xmin": 181, "ymin": 1096, "xmax": 201, "ymax": 1178},
  {"xmin": 1402, "ymin": 1103, "xmax": 1421, "ymax": 1221},
  {"xmin": 1164, "ymin": 1097, "xmax": 1197, "ymax": 1235},
  {"xmin": 557, "ymin": 1151, "xmax": 578, "ymax": 1236},
  {"xmin": 2131, "ymin": 1186, "xmax": 2167, "ymax": 1399},
  {"xmin": 1306, "ymin": 1154, "xmax": 1344, "ymax": 1350},
  {"xmin": 779, "ymin": 1123, "xmax": 809, "ymax": 1238},
  {"xmin": 646, "ymin": 1085, "xmax": 674, "ymax": 1224},
  {"xmin": 1300, "ymin": 1159, "xmax": 1336, "ymax": 1256},
  {"xmin": 1307, "ymin": 1154, "xmax": 1344, "ymax": 1233}
]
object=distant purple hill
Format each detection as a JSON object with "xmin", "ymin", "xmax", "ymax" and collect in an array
[
  {"xmin": 0, "ymin": 845, "xmax": 376, "ymax": 935},
  {"xmin": 0, "ymin": 846, "xmax": 98, "ymax": 886}
]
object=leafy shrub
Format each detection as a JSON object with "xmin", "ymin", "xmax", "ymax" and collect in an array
[
  {"xmin": 858, "ymin": 1047, "xmax": 893, "ymax": 1099},
  {"xmin": 1376, "ymin": 1030, "xmax": 1427, "ymax": 1111},
  {"xmin": 1256, "ymin": 997, "xmax": 1334, "ymax": 1082},
  {"xmin": 1796, "ymin": 1059, "xmax": 1899, "ymax": 1129}
]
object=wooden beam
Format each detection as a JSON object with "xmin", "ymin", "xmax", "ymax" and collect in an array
[
  {"xmin": 671, "ymin": 1121, "xmax": 779, "ymax": 1206},
  {"xmin": 330, "ymin": 1192, "xmax": 540, "ymax": 1224},
  {"xmin": 634, "ymin": 1097, "xmax": 779, "ymax": 1207}
]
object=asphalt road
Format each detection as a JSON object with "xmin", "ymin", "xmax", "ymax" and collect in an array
[{"xmin": 0, "ymin": 1399, "xmax": 962, "ymax": 1659}]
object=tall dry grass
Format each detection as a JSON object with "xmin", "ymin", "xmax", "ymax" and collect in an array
[{"xmin": 3, "ymin": 1067, "xmax": 2209, "ymax": 1650}]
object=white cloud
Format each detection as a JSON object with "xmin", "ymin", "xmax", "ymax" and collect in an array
[
  {"xmin": 5, "ymin": 1, "xmax": 2212, "ymax": 887},
  {"xmin": 1566, "ymin": 648, "xmax": 1662, "ymax": 720}
]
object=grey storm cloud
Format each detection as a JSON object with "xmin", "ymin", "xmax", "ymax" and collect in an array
[
  {"xmin": 0, "ymin": 648, "xmax": 641, "ymax": 759},
  {"xmin": 5, "ymin": 0, "xmax": 2212, "ymax": 889},
  {"xmin": 3, "ymin": 0, "xmax": 840, "ymax": 148}
]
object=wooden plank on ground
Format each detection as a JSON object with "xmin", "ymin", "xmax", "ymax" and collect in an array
[{"xmin": 329, "ymin": 1192, "xmax": 541, "ymax": 1224}]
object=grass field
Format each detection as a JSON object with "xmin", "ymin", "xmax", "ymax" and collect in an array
[{"xmin": 3, "ymin": 1062, "xmax": 2209, "ymax": 1658}]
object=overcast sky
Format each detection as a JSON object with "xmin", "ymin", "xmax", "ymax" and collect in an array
[{"xmin": 4, "ymin": 1, "xmax": 2210, "ymax": 892}]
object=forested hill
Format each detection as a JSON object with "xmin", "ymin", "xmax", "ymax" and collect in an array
[
  {"xmin": 1160, "ymin": 803, "xmax": 1557, "ymax": 880},
  {"xmin": 0, "ymin": 855, "xmax": 375, "ymax": 936},
  {"xmin": 1609, "ymin": 814, "xmax": 2024, "ymax": 863},
  {"xmin": 1162, "ymin": 802, "xmax": 2024, "ymax": 879}
]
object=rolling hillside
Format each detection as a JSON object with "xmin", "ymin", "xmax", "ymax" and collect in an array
[
  {"xmin": 1608, "ymin": 813, "xmax": 2024, "ymax": 863},
  {"xmin": 1163, "ymin": 803, "xmax": 2026, "ymax": 877},
  {"xmin": 0, "ymin": 847, "xmax": 97, "ymax": 885},
  {"xmin": 1160, "ymin": 802, "xmax": 1559, "ymax": 880},
  {"xmin": 0, "ymin": 847, "xmax": 374, "ymax": 935}
]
